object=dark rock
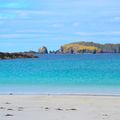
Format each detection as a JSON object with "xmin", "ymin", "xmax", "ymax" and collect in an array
[{"xmin": 0, "ymin": 52, "xmax": 38, "ymax": 60}]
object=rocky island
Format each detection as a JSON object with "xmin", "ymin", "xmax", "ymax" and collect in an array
[
  {"xmin": 48, "ymin": 42, "xmax": 120, "ymax": 54},
  {"xmin": 38, "ymin": 46, "xmax": 48, "ymax": 54},
  {"xmin": 0, "ymin": 52, "xmax": 38, "ymax": 60}
]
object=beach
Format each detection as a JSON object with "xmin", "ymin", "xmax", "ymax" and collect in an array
[
  {"xmin": 0, "ymin": 95, "xmax": 120, "ymax": 120},
  {"xmin": 0, "ymin": 0, "xmax": 120, "ymax": 119},
  {"xmin": 0, "ymin": 54, "xmax": 120, "ymax": 120}
]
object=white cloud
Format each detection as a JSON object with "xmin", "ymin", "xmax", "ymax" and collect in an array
[
  {"xmin": 0, "ymin": 21, "xmax": 4, "ymax": 25},
  {"xmin": 51, "ymin": 23, "xmax": 64, "ymax": 28},
  {"xmin": 0, "ymin": 33, "xmax": 40, "ymax": 39},
  {"xmin": 73, "ymin": 22, "xmax": 80, "ymax": 27},
  {"xmin": 112, "ymin": 17, "xmax": 120, "ymax": 22},
  {"xmin": 0, "ymin": 10, "xmax": 56, "ymax": 20},
  {"xmin": 0, "ymin": 1, "xmax": 28, "ymax": 9},
  {"xmin": 14, "ymin": 10, "xmax": 56, "ymax": 17},
  {"xmin": 0, "ymin": 34, "xmax": 22, "ymax": 38},
  {"xmin": 17, "ymin": 29, "xmax": 47, "ymax": 33},
  {"xmin": 0, "ymin": 14, "xmax": 6, "ymax": 19},
  {"xmin": 18, "ymin": 12, "xmax": 28, "ymax": 18},
  {"xmin": 16, "ymin": 29, "xmax": 55, "ymax": 33},
  {"xmin": 0, "ymin": 13, "xmax": 18, "ymax": 19},
  {"xmin": 76, "ymin": 31, "xmax": 120, "ymax": 36},
  {"xmin": 0, "ymin": 33, "xmax": 60, "ymax": 39}
]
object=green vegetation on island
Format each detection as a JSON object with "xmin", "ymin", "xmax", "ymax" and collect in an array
[
  {"xmin": 59, "ymin": 42, "xmax": 120, "ymax": 54},
  {"xmin": 60, "ymin": 43, "xmax": 101, "ymax": 54}
]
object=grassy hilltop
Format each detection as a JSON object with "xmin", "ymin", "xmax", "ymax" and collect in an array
[{"xmin": 60, "ymin": 42, "xmax": 120, "ymax": 54}]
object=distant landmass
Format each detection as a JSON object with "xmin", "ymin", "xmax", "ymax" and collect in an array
[
  {"xmin": 47, "ymin": 42, "xmax": 120, "ymax": 54},
  {"xmin": 1, "ymin": 41, "xmax": 120, "ymax": 60}
]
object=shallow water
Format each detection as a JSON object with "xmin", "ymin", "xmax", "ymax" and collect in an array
[{"xmin": 0, "ymin": 54, "xmax": 120, "ymax": 95}]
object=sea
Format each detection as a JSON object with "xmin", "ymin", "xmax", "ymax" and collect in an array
[{"xmin": 0, "ymin": 54, "xmax": 120, "ymax": 95}]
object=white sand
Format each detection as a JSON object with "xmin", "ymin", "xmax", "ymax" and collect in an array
[{"xmin": 0, "ymin": 95, "xmax": 120, "ymax": 120}]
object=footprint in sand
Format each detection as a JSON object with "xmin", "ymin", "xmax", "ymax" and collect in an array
[
  {"xmin": 5, "ymin": 102, "xmax": 11, "ymax": 105},
  {"xmin": 5, "ymin": 114, "xmax": 14, "ymax": 117},
  {"xmin": 66, "ymin": 108, "xmax": 77, "ymax": 111},
  {"xmin": 102, "ymin": 114, "xmax": 110, "ymax": 119},
  {"xmin": 0, "ymin": 107, "xmax": 5, "ymax": 109},
  {"xmin": 56, "ymin": 108, "xmax": 63, "ymax": 111},
  {"xmin": 18, "ymin": 107, "xmax": 24, "ymax": 111},
  {"xmin": 44, "ymin": 107, "xmax": 49, "ymax": 110},
  {"xmin": 7, "ymin": 108, "xmax": 13, "ymax": 111}
]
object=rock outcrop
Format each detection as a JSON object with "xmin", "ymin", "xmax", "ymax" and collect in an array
[
  {"xmin": 38, "ymin": 46, "xmax": 48, "ymax": 54},
  {"xmin": 0, "ymin": 52, "xmax": 38, "ymax": 60}
]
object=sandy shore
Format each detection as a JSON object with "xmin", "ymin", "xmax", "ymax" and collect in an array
[{"xmin": 0, "ymin": 95, "xmax": 120, "ymax": 120}]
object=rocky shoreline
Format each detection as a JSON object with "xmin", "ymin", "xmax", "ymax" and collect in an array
[{"xmin": 0, "ymin": 52, "xmax": 38, "ymax": 60}]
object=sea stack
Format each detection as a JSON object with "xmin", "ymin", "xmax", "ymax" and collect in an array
[{"xmin": 38, "ymin": 46, "xmax": 48, "ymax": 54}]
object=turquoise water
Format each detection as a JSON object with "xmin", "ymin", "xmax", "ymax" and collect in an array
[{"xmin": 0, "ymin": 54, "xmax": 120, "ymax": 95}]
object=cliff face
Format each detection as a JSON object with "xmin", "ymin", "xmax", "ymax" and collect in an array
[
  {"xmin": 38, "ymin": 46, "xmax": 48, "ymax": 54},
  {"xmin": 60, "ymin": 42, "xmax": 120, "ymax": 54}
]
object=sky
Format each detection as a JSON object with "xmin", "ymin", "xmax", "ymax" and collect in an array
[{"xmin": 0, "ymin": 0, "xmax": 120, "ymax": 52}]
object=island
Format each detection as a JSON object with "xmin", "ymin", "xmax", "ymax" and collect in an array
[{"xmin": 48, "ymin": 41, "xmax": 120, "ymax": 54}]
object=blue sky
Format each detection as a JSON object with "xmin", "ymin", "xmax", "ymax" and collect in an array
[{"xmin": 0, "ymin": 0, "xmax": 120, "ymax": 52}]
